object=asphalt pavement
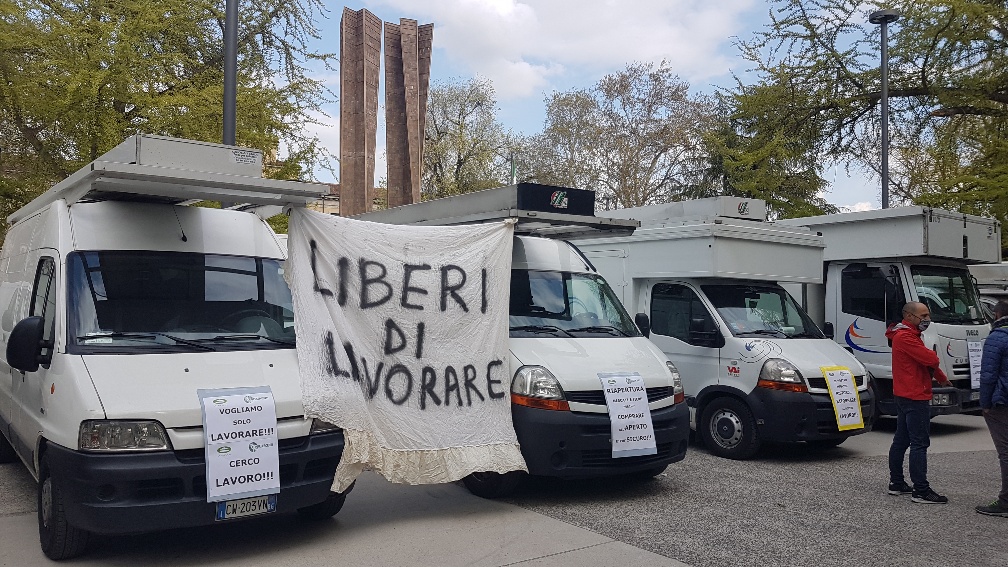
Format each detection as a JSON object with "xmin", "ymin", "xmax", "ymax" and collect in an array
[{"xmin": 1, "ymin": 414, "xmax": 1005, "ymax": 566}]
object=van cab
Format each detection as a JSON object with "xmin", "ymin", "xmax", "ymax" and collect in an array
[
  {"xmin": 0, "ymin": 136, "xmax": 348, "ymax": 559},
  {"xmin": 355, "ymin": 184, "xmax": 690, "ymax": 497}
]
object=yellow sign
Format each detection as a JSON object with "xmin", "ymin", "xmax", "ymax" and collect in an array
[{"xmin": 820, "ymin": 366, "xmax": 864, "ymax": 431}]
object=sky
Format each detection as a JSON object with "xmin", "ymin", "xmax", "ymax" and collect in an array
[{"xmin": 304, "ymin": 0, "xmax": 880, "ymax": 212}]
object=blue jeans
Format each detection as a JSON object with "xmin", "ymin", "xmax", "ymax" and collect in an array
[{"xmin": 889, "ymin": 397, "xmax": 932, "ymax": 492}]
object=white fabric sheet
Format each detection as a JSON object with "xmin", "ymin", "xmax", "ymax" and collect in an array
[{"xmin": 286, "ymin": 209, "xmax": 526, "ymax": 491}]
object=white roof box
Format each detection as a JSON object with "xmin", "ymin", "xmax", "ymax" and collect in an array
[
  {"xmin": 9, "ymin": 135, "xmax": 329, "ymax": 225},
  {"xmin": 604, "ymin": 197, "xmax": 768, "ymax": 224}
]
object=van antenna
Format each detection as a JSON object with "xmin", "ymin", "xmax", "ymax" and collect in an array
[{"xmin": 173, "ymin": 207, "xmax": 188, "ymax": 242}]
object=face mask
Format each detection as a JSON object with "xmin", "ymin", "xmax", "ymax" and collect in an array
[{"xmin": 918, "ymin": 320, "xmax": 931, "ymax": 332}]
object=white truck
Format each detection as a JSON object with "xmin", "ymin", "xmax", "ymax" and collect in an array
[
  {"xmin": 355, "ymin": 184, "xmax": 690, "ymax": 496},
  {"xmin": 576, "ymin": 197, "xmax": 873, "ymax": 459},
  {"xmin": 1, "ymin": 135, "xmax": 350, "ymax": 559},
  {"xmin": 969, "ymin": 262, "xmax": 1008, "ymax": 315},
  {"xmin": 779, "ymin": 207, "xmax": 1002, "ymax": 419}
]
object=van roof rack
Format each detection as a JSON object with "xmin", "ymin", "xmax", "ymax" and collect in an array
[
  {"xmin": 8, "ymin": 134, "xmax": 329, "ymax": 225},
  {"xmin": 354, "ymin": 183, "xmax": 639, "ymax": 239}
]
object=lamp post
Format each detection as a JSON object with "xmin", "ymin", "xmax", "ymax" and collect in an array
[
  {"xmin": 869, "ymin": 8, "xmax": 899, "ymax": 209},
  {"xmin": 223, "ymin": 0, "xmax": 238, "ymax": 146}
]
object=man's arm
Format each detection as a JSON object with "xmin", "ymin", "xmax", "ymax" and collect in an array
[
  {"xmin": 893, "ymin": 333, "xmax": 941, "ymax": 369},
  {"xmin": 980, "ymin": 333, "xmax": 1004, "ymax": 409}
]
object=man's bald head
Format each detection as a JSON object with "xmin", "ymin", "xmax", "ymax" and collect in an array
[{"xmin": 903, "ymin": 301, "xmax": 931, "ymax": 322}]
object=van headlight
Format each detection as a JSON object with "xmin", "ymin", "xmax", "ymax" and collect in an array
[
  {"xmin": 666, "ymin": 361, "xmax": 685, "ymax": 403},
  {"xmin": 511, "ymin": 365, "xmax": 569, "ymax": 411},
  {"xmin": 79, "ymin": 420, "xmax": 171, "ymax": 451},
  {"xmin": 757, "ymin": 359, "xmax": 808, "ymax": 393}
]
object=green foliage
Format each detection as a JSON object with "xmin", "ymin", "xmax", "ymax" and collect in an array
[
  {"xmin": 0, "ymin": 0, "xmax": 335, "ymax": 242},
  {"xmin": 524, "ymin": 62, "xmax": 717, "ymax": 209},
  {"xmin": 422, "ymin": 77, "xmax": 518, "ymax": 200},
  {"xmin": 728, "ymin": 0, "xmax": 1007, "ymax": 225}
]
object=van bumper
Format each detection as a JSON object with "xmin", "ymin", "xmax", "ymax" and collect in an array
[
  {"xmin": 44, "ymin": 430, "xmax": 344, "ymax": 535},
  {"xmin": 511, "ymin": 402, "xmax": 689, "ymax": 478},
  {"xmin": 747, "ymin": 388, "xmax": 874, "ymax": 442}
]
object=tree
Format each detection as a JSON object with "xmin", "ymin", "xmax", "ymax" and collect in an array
[
  {"xmin": 727, "ymin": 0, "xmax": 1007, "ymax": 226},
  {"xmin": 523, "ymin": 62, "xmax": 716, "ymax": 210},
  {"xmin": 0, "ymin": 0, "xmax": 334, "ymax": 240},
  {"xmin": 422, "ymin": 77, "xmax": 517, "ymax": 200}
]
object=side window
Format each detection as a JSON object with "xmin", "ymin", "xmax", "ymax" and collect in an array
[
  {"xmin": 651, "ymin": 283, "xmax": 718, "ymax": 346},
  {"xmin": 30, "ymin": 257, "xmax": 56, "ymax": 361},
  {"xmin": 840, "ymin": 265, "xmax": 905, "ymax": 325}
]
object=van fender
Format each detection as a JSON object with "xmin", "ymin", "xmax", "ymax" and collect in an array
[{"xmin": 691, "ymin": 385, "xmax": 751, "ymax": 419}]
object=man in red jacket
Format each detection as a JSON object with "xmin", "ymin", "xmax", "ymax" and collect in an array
[{"xmin": 886, "ymin": 301, "xmax": 953, "ymax": 504}]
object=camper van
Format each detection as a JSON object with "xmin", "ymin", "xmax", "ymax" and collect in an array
[
  {"xmin": 576, "ymin": 198, "xmax": 873, "ymax": 459},
  {"xmin": 356, "ymin": 184, "xmax": 690, "ymax": 496},
  {"xmin": 779, "ymin": 207, "xmax": 1001, "ymax": 418},
  {"xmin": 0, "ymin": 135, "xmax": 349, "ymax": 559}
]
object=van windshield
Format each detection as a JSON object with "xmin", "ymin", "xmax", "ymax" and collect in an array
[
  {"xmin": 910, "ymin": 265, "xmax": 986, "ymax": 324},
  {"xmin": 701, "ymin": 283, "xmax": 823, "ymax": 339},
  {"xmin": 509, "ymin": 270, "xmax": 640, "ymax": 338},
  {"xmin": 67, "ymin": 251, "xmax": 295, "ymax": 353}
]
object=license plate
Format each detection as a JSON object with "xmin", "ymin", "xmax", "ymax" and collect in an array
[
  {"xmin": 215, "ymin": 494, "xmax": 277, "ymax": 521},
  {"xmin": 971, "ymin": 391, "xmax": 981, "ymax": 401}
]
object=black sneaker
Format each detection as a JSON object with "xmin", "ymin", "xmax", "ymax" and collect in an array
[
  {"xmin": 888, "ymin": 481, "xmax": 913, "ymax": 495},
  {"xmin": 975, "ymin": 501, "xmax": 1008, "ymax": 517},
  {"xmin": 911, "ymin": 488, "xmax": 948, "ymax": 504}
]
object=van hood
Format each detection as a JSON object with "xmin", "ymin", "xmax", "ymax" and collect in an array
[
  {"xmin": 509, "ymin": 336, "xmax": 671, "ymax": 391},
  {"xmin": 81, "ymin": 350, "xmax": 303, "ymax": 429},
  {"xmin": 725, "ymin": 338, "xmax": 867, "ymax": 380}
]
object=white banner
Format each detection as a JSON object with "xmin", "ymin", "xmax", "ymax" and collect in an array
[
  {"xmin": 199, "ymin": 387, "xmax": 280, "ymax": 502},
  {"xmin": 599, "ymin": 372, "xmax": 656, "ymax": 457},
  {"xmin": 820, "ymin": 366, "xmax": 863, "ymax": 431},
  {"xmin": 286, "ymin": 209, "xmax": 526, "ymax": 491}
]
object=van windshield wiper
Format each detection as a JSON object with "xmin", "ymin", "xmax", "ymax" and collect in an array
[
  {"xmin": 509, "ymin": 325, "xmax": 575, "ymax": 338},
  {"xmin": 741, "ymin": 329, "xmax": 788, "ymax": 338},
  {"xmin": 77, "ymin": 332, "xmax": 216, "ymax": 351},
  {"xmin": 202, "ymin": 334, "xmax": 295, "ymax": 345},
  {"xmin": 569, "ymin": 325, "xmax": 629, "ymax": 337}
]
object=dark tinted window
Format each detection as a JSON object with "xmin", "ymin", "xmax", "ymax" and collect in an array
[{"xmin": 650, "ymin": 283, "xmax": 718, "ymax": 346}]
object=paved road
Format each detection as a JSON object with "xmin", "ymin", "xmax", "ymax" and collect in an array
[{"xmin": 1, "ymin": 414, "xmax": 1005, "ymax": 566}]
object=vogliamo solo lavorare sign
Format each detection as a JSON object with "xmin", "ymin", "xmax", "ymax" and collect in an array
[
  {"xmin": 819, "ymin": 366, "xmax": 863, "ymax": 431},
  {"xmin": 199, "ymin": 387, "xmax": 280, "ymax": 502},
  {"xmin": 599, "ymin": 372, "xmax": 656, "ymax": 458}
]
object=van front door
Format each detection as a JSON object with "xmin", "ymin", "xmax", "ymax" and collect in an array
[
  {"xmin": 12, "ymin": 255, "xmax": 57, "ymax": 465},
  {"xmin": 647, "ymin": 282, "xmax": 722, "ymax": 401},
  {"xmin": 834, "ymin": 262, "xmax": 905, "ymax": 381}
]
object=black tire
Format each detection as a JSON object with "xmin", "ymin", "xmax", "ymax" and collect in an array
[
  {"xmin": 297, "ymin": 490, "xmax": 348, "ymax": 521},
  {"xmin": 699, "ymin": 397, "xmax": 761, "ymax": 460},
  {"xmin": 0, "ymin": 430, "xmax": 16, "ymax": 463},
  {"xmin": 38, "ymin": 453, "xmax": 89, "ymax": 560},
  {"xmin": 461, "ymin": 471, "xmax": 524, "ymax": 499}
]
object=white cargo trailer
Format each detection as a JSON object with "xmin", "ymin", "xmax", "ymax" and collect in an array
[
  {"xmin": 576, "ymin": 197, "xmax": 872, "ymax": 459},
  {"xmin": 779, "ymin": 207, "xmax": 1001, "ymax": 418}
]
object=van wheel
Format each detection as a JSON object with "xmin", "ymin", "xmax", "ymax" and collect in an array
[
  {"xmin": 462, "ymin": 471, "xmax": 524, "ymax": 499},
  {"xmin": 0, "ymin": 431, "xmax": 16, "ymax": 463},
  {"xmin": 700, "ymin": 397, "xmax": 761, "ymax": 460},
  {"xmin": 297, "ymin": 490, "xmax": 348, "ymax": 521},
  {"xmin": 38, "ymin": 453, "xmax": 89, "ymax": 560}
]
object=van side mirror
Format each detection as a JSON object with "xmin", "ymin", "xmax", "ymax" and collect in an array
[
  {"xmin": 634, "ymin": 313, "xmax": 650, "ymax": 338},
  {"xmin": 822, "ymin": 322, "xmax": 835, "ymax": 339},
  {"xmin": 6, "ymin": 316, "xmax": 45, "ymax": 373}
]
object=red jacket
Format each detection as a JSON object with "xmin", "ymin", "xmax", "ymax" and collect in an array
[{"xmin": 885, "ymin": 321, "xmax": 948, "ymax": 401}]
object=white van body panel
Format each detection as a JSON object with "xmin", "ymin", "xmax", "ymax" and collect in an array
[{"xmin": 509, "ymin": 336, "xmax": 674, "ymax": 414}]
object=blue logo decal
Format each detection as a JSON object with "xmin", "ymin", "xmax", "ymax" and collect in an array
[{"xmin": 844, "ymin": 318, "xmax": 888, "ymax": 353}]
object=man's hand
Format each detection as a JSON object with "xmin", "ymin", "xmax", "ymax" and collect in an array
[{"xmin": 938, "ymin": 379, "xmax": 953, "ymax": 388}]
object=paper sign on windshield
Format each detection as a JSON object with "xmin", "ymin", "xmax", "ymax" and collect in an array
[
  {"xmin": 820, "ymin": 366, "xmax": 863, "ymax": 431},
  {"xmin": 199, "ymin": 387, "xmax": 280, "ymax": 502},
  {"xmin": 968, "ymin": 341, "xmax": 983, "ymax": 389},
  {"xmin": 599, "ymin": 372, "xmax": 656, "ymax": 458}
]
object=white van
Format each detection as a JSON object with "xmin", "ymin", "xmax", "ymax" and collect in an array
[
  {"xmin": 577, "ymin": 198, "xmax": 873, "ymax": 459},
  {"xmin": 0, "ymin": 136, "xmax": 349, "ymax": 559},
  {"xmin": 356, "ymin": 185, "xmax": 690, "ymax": 496}
]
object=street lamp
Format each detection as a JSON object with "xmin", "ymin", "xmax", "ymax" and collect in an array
[
  {"xmin": 223, "ymin": 0, "xmax": 238, "ymax": 146},
  {"xmin": 869, "ymin": 8, "xmax": 899, "ymax": 209}
]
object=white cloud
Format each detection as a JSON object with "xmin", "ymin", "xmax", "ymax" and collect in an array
[
  {"xmin": 364, "ymin": 0, "xmax": 758, "ymax": 100},
  {"xmin": 842, "ymin": 202, "xmax": 877, "ymax": 212}
]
